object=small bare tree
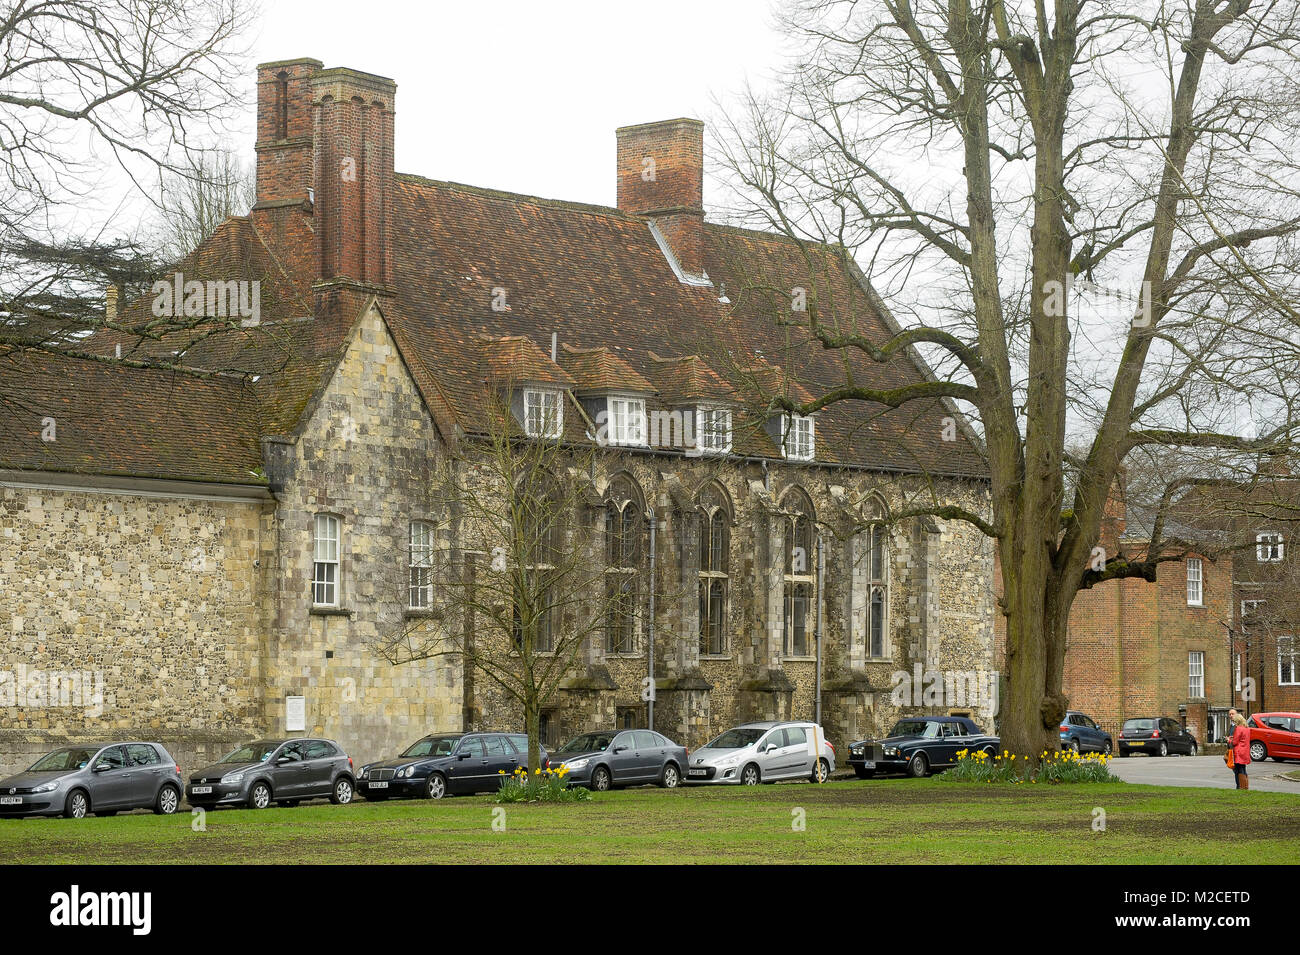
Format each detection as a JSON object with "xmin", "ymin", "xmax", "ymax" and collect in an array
[
  {"xmin": 153, "ymin": 150, "xmax": 257, "ymax": 264},
  {"xmin": 375, "ymin": 400, "xmax": 631, "ymax": 774}
]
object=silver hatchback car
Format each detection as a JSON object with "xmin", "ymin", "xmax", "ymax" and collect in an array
[{"xmin": 685, "ymin": 720, "xmax": 835, "ymax": 785}]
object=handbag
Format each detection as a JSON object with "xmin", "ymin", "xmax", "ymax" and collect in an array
[{"xmin": 1224, "ymin": 746, "xmax": 1235, "ymax": 768}]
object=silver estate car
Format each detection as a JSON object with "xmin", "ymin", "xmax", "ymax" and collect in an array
[
  {"xmin": 0, "ymin": 742, "xmax": 184, "ymax": 818},
  {"xmin": 685, "ymin": 721, "xmax": 835, "ymax": 785}
]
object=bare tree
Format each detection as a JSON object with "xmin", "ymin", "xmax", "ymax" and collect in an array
[
  {"xmin": 153, "ymin": 150, "xmax": 257, "ymax": 264},
  {"xmin": 715, "ymin": 0, "xmax": 1300, "ymax": 757},
  {"xmin": 375, "ymin": 401, "xmax": 632, "ymax": 774}
]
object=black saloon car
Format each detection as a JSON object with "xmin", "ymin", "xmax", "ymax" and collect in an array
[
  {"xmin": 1117, "ymin": 717, "xmax": 1198, "ymax": 757},
  {"xmin": 357, "ymin": 732, "xmax": 542, "ymax": 800},
  {"xmin": 186, "ymin": 738, "xmax": 356, "ymax": 809},
  {"xmin": 0, "ymin": 742, "xmax": 183, "ymax": 818},
  {"xmin": 547, "ymin": 729, "xmax": 689, "ymax": 791},
  {"xmin": 847, "ymin": 716, "xmax": 1000, "ymax": 778}
]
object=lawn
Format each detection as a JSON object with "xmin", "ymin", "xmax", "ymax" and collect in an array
[{"xmin": 3, "ymin": 778, "xmax": 1297, "ymax": 864}]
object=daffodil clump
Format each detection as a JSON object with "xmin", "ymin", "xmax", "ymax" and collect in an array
[
  {"xmin": 494, "ymin": 764, "xmax": 592, "ymax": 803},
  {"xmin": 940, "ymin": 748, "xmax": 1119, "ymax": 785}
]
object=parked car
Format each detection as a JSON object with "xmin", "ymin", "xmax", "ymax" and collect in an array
[
  {"xmin": 357, "ymin": 732, "xmax": 542, "ymax": 800},
  {"xmin": 0, "ymin": 742, "xmax": 183, "ymax": 819},
  {"xmin": 685, "ymin": 721, "xmax": 834, "ymax": 786},
  {"xmin": 1246, "ymin": 712, "xmax": 1300, "ymax": 762},
  {"xmin": 186, "ymin": 738, "xmax": 355, "ymax": 809},
  {"xmin": 847, "ymin": 715, "xmax": 999, "ymax": 778},
  {"xmin": 1059, "ymin": 710, "xmax": 1113, "ymax": 754},
  {"xmin": 548, "ymin": 729, "xmax": 688, "ymax": 791},
  {"xmin": 1117, "ymin": 717, "xmax": 1198, "ymax": 757}
]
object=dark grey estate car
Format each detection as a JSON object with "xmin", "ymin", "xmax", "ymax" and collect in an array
[
  {"xmin": 187, "ymin": 738, "xmax": 355, "ymax": 809},
  {"xmin": 0, "ymin": 742, "xmax": 183, "ymax": 818},
  {"xmin": 547, "ymin": 730, "xmax": 688, "ymax": 791}
]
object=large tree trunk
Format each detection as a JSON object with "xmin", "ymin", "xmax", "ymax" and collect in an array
[{"xmin": 524, "ymin": 691, "xmax": 542, "ymax": 775}]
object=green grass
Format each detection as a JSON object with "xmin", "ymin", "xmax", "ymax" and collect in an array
[{"xmin": 3, "ymin": 779, "xmax": 1298, "ymax": 864}]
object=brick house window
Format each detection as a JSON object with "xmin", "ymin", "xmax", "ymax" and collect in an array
[
  {"xmin": 781, "ymin": 414, "xmax": 815, "ymax": 461},
  {"xmin": 537, "ymin": 710, "xmax": 558, "ymax": 749},
  {"xmin": 408, "ymin": 521, "xmax": 434, "ymax": 609},
  {"xmin": 1256, "ymin": 532, "xmax": 1285, "ymax": 562},
  {"xmin": 523, "ymin": 388, "xmax": 562, "ymax": 439},
  {"xmin": 312, "ymin": 514, "xmax": 340, "ymax": 606},
  {"xmin": 604, "ymin": 476, "xmax": 642, "ymax": 653},
  {"xmin": 1186, "ymin": 558, "xmax": 1202, "ymax": 607},
  {"xmin": 696, "ymin": 406, "xmax": 732, "ymax": 454},
  {"xmin": 698, "ymin": 487, "xmax": 730, "ymax": 656},
  {"xmin": 514, "ymin": 489, "xmax": 561, "ymax": 654},
  {"xmin": 1280, "ymin": 636, "xmax": 1299, "ymax": 686},
  {"xmin": 1188, "ymin": 651, "xmax": 1204, "ymax": 698},
  {"xmin": 782, "ymin": 490, "xmax": 816, "ymax": 657}
]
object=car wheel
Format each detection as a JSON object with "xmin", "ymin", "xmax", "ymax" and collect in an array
[
  {"xmin": 1250, "ymin": 741, "xmax": 1266, "ymax": 762},
  {"xmin": 908, "ymin": 752, "xmax": 929, "ymax": 778},
  {"xmin": 659, "ymin": 763, "xmax": 681, "ymax": 789},
  {"xmin": 811, "ymin": 758, "xmax": 830, "ymax": 784},
  {"xmin": 1189, "ymin": 741, "xmax": 1198, "ymax": 757},
  {"xmin": 330, "ymin": 777, "xmax": 353, "ymax": 805},
  {"xmin": 1103, "ymin": 740, "xmax": 1113, "ymax": 755},
  {"xmin": 853, "ymin": 766, "xmax": 874, "ymax": 779},
  {"xmin": 64, "ymin": 790, "xmax": 89, "ymax": 819},
  {"xmin": 248, "ymin": 782, "xmax": 271, "ymax": 809},
  {"xmin": 154, "ymin": 785, "xmax": 180, "ymax": 815},
  {"xmin": 590, "ymin": 766, "xmax": 612, "ymax": 792},
  {"xmin": 1068, "ymin": 739, "xmax": 1080, "ymax": 754},
  {"xmin": 426, "ymin": 773, "xmax": 447, "ymax": 799},
  {"xmin": 740, "ymin": 763, "xmax": 761, "ymax": 786},
  {"xmin": 1158, "ymin": 741, "xmax": 1168, "ymax": 757}
]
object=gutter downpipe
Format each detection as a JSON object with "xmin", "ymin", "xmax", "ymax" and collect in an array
[
  {"xmin": 647, "ymin": 504, "xmax": 656, "ymax": 731},
  {"xmin": 815, "ymin": 530, "xmax": 824, "ymax": 725}
]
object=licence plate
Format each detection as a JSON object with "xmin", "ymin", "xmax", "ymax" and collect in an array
[
  {"xmin": 190, "ymin": 786, "xmax": 212, "ymax": 794},
  {"xmin": 860, "ymin": 760, "xmax": 876, "ymax": 769},
  {"xmin": 688, "ymin": 769, "xmax": 707, "ymax": 776},
  {"xmin": 1125, "ymin": 741, "xmax": 1141, "ymax": 746},
  {"xmin": 369, "ymin": 781, "xmax": 388, "ymax": 789},
  {"xmin": 0, "ymin": 796, "xmax": 21, "ymax": 805}
]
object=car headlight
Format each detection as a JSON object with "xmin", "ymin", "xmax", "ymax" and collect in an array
[
  {"xmin": 402, "ymin": 765, "xmax": 416, "ymax": 778},
  {"xmin": 566, "ymin": 758, "xmax": 589, "ymax": 771},
  {"xmin": 884, "ymin": 747, "xmax": 900, "ymax": 757},
  {"xmin": 221, "ymin": 772, "xmax": 245, "ymax": 785},
  {"xmin": 359, "ymin": 767, "xmax": 369, "ymax": 778},
  {"xmin": 32, "ymin": 781, "xmax": 59, "ymax": 793},
  {"xmin": 717, "ymin": 755, "xmax": 740, "ymax": 768}
]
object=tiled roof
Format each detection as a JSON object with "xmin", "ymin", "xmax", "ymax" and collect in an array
[
  {"xmin": 479, "ymin": 336, "xmax": 575, "ymax": 388},
  {"xmin": 0, "ymin": 169, "xmax": 989, "ymax": 484}
]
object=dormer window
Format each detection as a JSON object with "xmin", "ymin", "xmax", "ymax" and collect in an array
[
  {"xmin": 523, "ymin": 387, "xmax": 563, "ymax": 439},
  {"xmin": 782, "ymin": 414, "xmax": 815, "ymax": 461},
  {"xmin": 697, "ymin": 406, "xmax": 732, "ymax": 454},
  {"xmin": 607, "ymin": 396, "xmax": 646, "ymax": 446}
]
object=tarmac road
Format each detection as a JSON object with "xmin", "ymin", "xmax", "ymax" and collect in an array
[{"xmin": 1108, "ymin": 752, "xmax": 1300, "ymax": 793}]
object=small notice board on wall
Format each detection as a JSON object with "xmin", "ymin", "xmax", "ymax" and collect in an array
[{"xmin": 286, "ymin": 696, "xmax": 306, "ymax": 732}]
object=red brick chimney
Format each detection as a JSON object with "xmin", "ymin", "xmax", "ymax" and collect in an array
[
  {"xmin": 616, "ymin": 118, "xmax": 706, "ymax": 278},
  {"xmin": 254, "ymin": 59, "xmax": 395, "ymax": 288}
]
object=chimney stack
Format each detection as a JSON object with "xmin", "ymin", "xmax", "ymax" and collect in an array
[
  {"xmin": 616, "ymin": 118, "xmax": 706, "ymax": 278},
  {"xmin": 253, "ymin": 59, "xmax": 396, "ymax": 288}
]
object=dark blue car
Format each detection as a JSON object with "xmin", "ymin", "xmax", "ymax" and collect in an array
[{"xmin": 1058, "ymin": 711, "xmax": 1113, "ymax": 754}]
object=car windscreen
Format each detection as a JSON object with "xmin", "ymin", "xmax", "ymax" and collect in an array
[
  {"xmin": 220, "ymin": 741, "xmax": 280, "ymax": 763},
  {"xmin": 1123, "ymin": 719, "xmax": 1157, "ymax": 731},
  {"xmin": 890, "ymin": 720, "xmax": 937, "ymax": 738},
  {"xmin": 401, "ymin": 736, "xmax": 460, "ymax": 758},
  {"xmin": 703, "ymin": 728, "xmax": 766, "ymax": 749},
  {"xmin": 557, "ymin": 733, "xmax": 615, "ymax": 753},
  {"xmin": 29, "ymin": 748, "xmax": 97, "ymax": 771}
]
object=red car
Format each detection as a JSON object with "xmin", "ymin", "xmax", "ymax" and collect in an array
[{"xmin": 1246, "ymin": 712, "xmax": 1300, "ymax": 763}]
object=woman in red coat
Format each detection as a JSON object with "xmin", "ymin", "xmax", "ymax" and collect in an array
[{"xmin": 1229, "ymin": 710, "xmax": 1252, "ymax": 790}]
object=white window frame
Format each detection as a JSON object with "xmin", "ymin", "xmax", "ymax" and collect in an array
[
  {"xmin": 1188, "ymin": 650, "xmax": 1204, "ymax": 698},
  {"xmin": 1280, "ymin": 635, "xmax": 1299, "ymax": 686},
  {"xmin": 696, "ymin": 406, "xmax": 732, "ymax": 454},
  {"xmin": 1256, "ymin": 531, "xmax": 1285, "ymax": 563},
  {"xmin": 607, "ymin": 396, "xmax": 646, "ymax": 447},
  {"xmin": 408, "ymin": 521, "xmax": 434, "ymax": 609},
  {"xmin": 1186, "ymin": 557, "xmax": 1203, "ymax": 607},
  {"xmin": 782, "ymin": 414, "xmax": 815, "ymax": 461},
  {"xmin": 1234, "ymin": 652, "xmax": 1242, "ymax": 692},
  {"xmin": 523, "ymin": 387, "xmax": 563, "ymax": 439},
  {"xmin": 312, "ymin": 514, "xmax": 340, "ymax": 607}
]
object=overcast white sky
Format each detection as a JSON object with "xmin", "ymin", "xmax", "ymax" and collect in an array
[{"xmin": 243, "ymin": 0, "xmax": 790, "ymax": 206}]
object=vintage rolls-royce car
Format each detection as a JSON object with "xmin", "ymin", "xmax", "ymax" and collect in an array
[{"xmin": 847, "ymin": 715, "xmax": 1000, "ymax": 778}]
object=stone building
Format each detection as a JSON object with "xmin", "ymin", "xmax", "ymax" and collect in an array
[{"xmin": 0, "ymin": 58, "xmax": 994, "ymax": 773}]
